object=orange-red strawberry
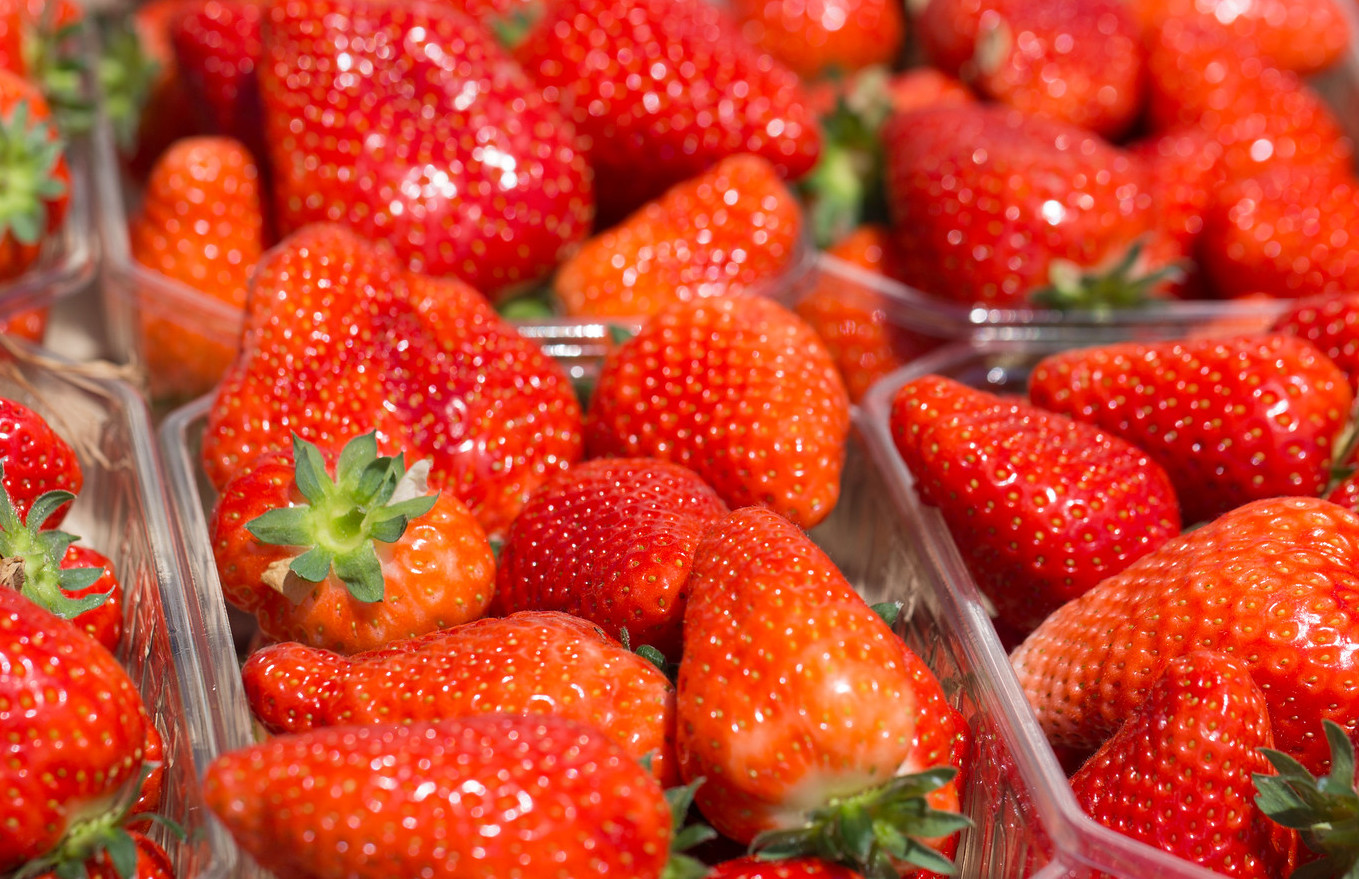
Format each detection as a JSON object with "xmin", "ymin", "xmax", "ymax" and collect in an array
[
  {"xmin": 729, "ymin": 0, "xmax": 906, "ymax": 79},
  {"xmin": 552, "ymin": 154, "xmax": 805, "ymax": 319},
  {"xmin": 711, "ymin": 857, "xmax": 865, "ymax": 878},
  {"xmin": 259, "ymin": 0, "xmax": 593, "ymax": 297},
  {"xmin": 890, "ymin": 375, "xmax": 1182, "ymax": 633},
  {"xmin": 1028, "ymin": 334, "xmax": 1352, "ymax": 524},
  {"xmin": 200, "ymin": 223, "xmax": 584, "ymax": 537},
  {"xmin": 0, "ymin": 587, "xmax": 151, "ymax": 872},
  {"xmin": 677, "ymin": 507, "xmax": 971, "ymax": 874},
  {"xmin": 1272, "ymin": 294, "xmax": 1359, "ymax": 393},
  {"xmin": 128, "ymin": 135, "xmax": 266, "ymax": 400},
  {"xmin": 242, "ymin": 610, "xmax": 678, "ymax": 782},
  {"xmin": 211, "ymin": 432, "xmax": 495, "ymax": 654},
  {"xmin": 1129, "ymin": 0, "xmax": 1349, "ymax": 75},
  {"xmin": 882, "ymin": 104, "xmax": 1153, "ymax": 309},
  {"xmin": 1069, "ymin": 651, "xmax": 1298, "ymax": 877},
  {"xmin": 0, "ymin": 68, "xmax": 68, "ymax": 281},
  {"xmin": 491, "ymin": 458, "xmax": 728, "ymax": 659},
  {"xmin": 0, "ymin": 396, "xmax": 81, "ymax": 528},
  {"xmin": 204, "ymin": 714, "xmax": 674, "ymax": 879},
  {"xmin": 586, "ymin": 295, "xmax": 850, "ymax": 529},
  {"xmin": 514, "ymin": 0, "xmax": 821, "ymax": 223},
  {"xmin": 1010, "ymin": 495, "xmax": 1359, "ymax": 776}
]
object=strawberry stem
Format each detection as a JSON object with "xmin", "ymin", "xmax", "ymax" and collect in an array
[
  {"xmin": 246, "ymin": 432, "xmax": 439, "ymax": 603},
  {"xmin": 0, "ymin": 98, "xmax": 66, "ymax": 247},
  {"xmin": 1255, "ymin": 720, "xmax": 1359, "ymax": 879},
  {"xmin": 0, "ymin": 465, "xmax": 108, "ymax": 618},
  {"xmin": 1028, "ymin": 240, "xmax": 1184, "ymax": 314}
]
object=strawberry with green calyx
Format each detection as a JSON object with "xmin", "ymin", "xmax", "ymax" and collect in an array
[
  {"xmin": 1027, "ymin": 240, "xmax": 1186, "ymax": 314},
  {"xmin": 0, "ymin": 481, "xmax": 112, "ymax": 621},
  {"xmin": 0, "ymin": 68, "xmax": 69, "ymax": 281},
  {"xmin": 0, "ymin": 396, "xmax": 83, "ymax": 528},
  {"xmin": 710, "ymin": 857, "xmax": 865, "ymax": 878},
  {"xmin": 1256, "ymin": 720, "xmax": 1359, "ymax": 878},
  {"xmin": 213, "ymin": 430, "xmax": 495, "ymax": 653}
]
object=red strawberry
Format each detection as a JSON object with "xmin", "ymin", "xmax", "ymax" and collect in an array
[
  {"xmin": 1129, "ymin": 0, "xmax": 1350, "ymax": 75},
  {"xmin": 729, "ymin": 0, "xmax": 906, "ymax": 80},
  {"xmin": 169, "ymin": 0, "xmax": 266, "ymax": 163},
  {"xmin": 128, "ymin": 135, "xmax": 266, "ymax": 401},
  {"xmin": 1010, "ymin": 495, "xmax": 1359, "ymax": 776},
  {"xmin": 204, "ymin": 714, "xmax": 674, "ymax": 879},
  {"xmin": 677, "ymin": 507, "xmax": 971, "ymax": 875},
  {"xmin": 29, "ymin": 831, "xmax": 176, "ymax": 879},
  {"xmin": 514, "ymin": 0, "xmax": 821, "ymax": 223},
  {"xmin": 1271, "ymin": 294, "xmax": 1359, "ymax": 394},
  {"xmin": 55, "ymin": 544, "xmax": 123, "ymax": 652},
  {"xmin": 711, "ymin": 857, "xmax": 864, "ymax": 877},
  {"xmin": 890, "ymin": 375, "xmax": 1182, "ymax": 633},
  {"xmin": 210, "ymin": 431, "xmax": 495, "ymax": 654},
  {"xmin": 491, "ymin": 458, "xmax": 728, "ymax": 658},
  {"xmin": 0, "ymin": 396, "xmax": 81, "ymax": 528},
  {"xmin": 1070, "ymin": 651, "xmax": 1297, "ymax": 877},
  {"xmin": 242, "ymin": 610, "xmax": 678, "ymax": 781},
  {"xmin": 258, "ymin": 0, "xmax": 593, "ymax": 297},
  {"xmin": 586, "ymin": 295, "xmax": 850, "ymax": 529},
  {"xmin": 1028, "ymin": 334, "xmax": 1352, "ymax": 524},
  {"xmin": 0, "ymin": 68, "xmax": 68, "ymax": 282},
  {"xmin": 552, "ymin": 154, "xmax": 806, "ymax": 319},
  {"xmin": 915, "ymin": 0, "xmax": 1145, "ymax": 139},
  {"xmin": 199, "ymin": 223, "xmax": 584, "ymax": 537},
  {"xmin": 1200, "ymin": 164, "xmax": 1359, "ymax": 302},
  {"xmin": 0, "ymin": 587, "xmax": 151, "ymax": 871},
  {"xmin": 882, "ymin": 104, "xmax": 1153, "ymax": 309},
  {"xmin": 130, "ymin": 722, "xmax": 165, "ymax": 820}
]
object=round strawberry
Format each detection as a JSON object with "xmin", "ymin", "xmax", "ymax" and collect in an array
[
  {"xmin": 0, "ymin": 396, "xmax": 81, "ymax": 528},
  {"xmin": 585, "ymin": 295, "xmax": 850, "ymax": 529}
]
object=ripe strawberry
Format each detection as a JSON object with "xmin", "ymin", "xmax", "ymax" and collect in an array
[
  {"xmin": 890, "ymin": 375, "xmax": 1182, "ymax": 633},
  {"xmin": 514, "ymin": 0, "xmax": 821, "ymax": 223},
  {"xmin": 242, "ymin": 610, "xmax": 678, "ymax": 781},
  {"xmin": 0, "ymin": 587, "xmax": 151, "ymax": 872},
  {"xmin": 710, "ymin": 857, "xmax": 864, "ymax": 877},
  {"xmin": 1200, "ymin": 164, "xmax": 1359, "ymax": 302},
  {"xmin": 210, "ymin": 431, "xmax": 495, "ymax": 654},
  {"xmin": 0, "ymin": 396, "xmax": 81, "ymax": 528},
  {"xmin": 53, "ymin": 544, "xmax": 123, "ymax": 652},
  {"xmin": 28, "ymin": 830, "xmax": 177, "ymax": 879},
  {"xmin": 169, "ymin": 0, "xmax": 265, "ymax": 163},
  {"xmin": 881, "ymin": 104, "xmax": 1153, "ymax": 309},
  {"xmin": 0, "ymin": 68, "xmax": 68, "ymax": 282},
  {"xmin": 1028, "ymin": 334, "xmax": 1352, "ymax": 524},
  {"xmin": 552, "ymin": 154, "xmax": 805, "ymax": 319},
  {"xmin": 1129, "ymin": 0, "xmax": 1349, "ymax": 75},
  {"xmin": 1272, "ymin": 294, "xmax": 1359, "ymax": 392},
  {"xmin": 585, "ymin": 295, "xmax": 850, "ymax": 529},
  {"xmin": 1255, "ymin": 720, "xmax": 1359, "ymax": 876},
  {"xmin": 678, "ymin": 507, "xmax": 971, "ymax": 874},
  {"xmin": 204, "ymin": 714, "xmax": 674, "ymax": 879},
  {"xmin": 258, "ymin": 0, "xmax": 593, "ymax": 297},
  {"xmin": 916, "ymin": 0, "xmax": 1145, "ymax": 139},
  {"xmin": 729, "ymin": 0, "xmax": 906, "ymax": 79},
  {"xmin": 199, "ymin": 223, "xmax": 584, "ymax": 537},
  {"xmin": 1010, "ymin": 495, "xmax": 1359, "ymax": 776},
  {"xmin": 492, "ymin": 458, "xmax": 728, "ymax": 659},
  {"xmin": 128, "ymin": 135, "xmax": 266, "ymax": 401},
  {"xmin": 1069, "ymin": 651, "xmax": 1297, "ymax": 877}
]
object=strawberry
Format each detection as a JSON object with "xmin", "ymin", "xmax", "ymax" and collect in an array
[
  {"xmin": 28, "ymin": 828, "xmax": 177, "ymax": 879},
  {"xmin": 1255, "ymin": 720, "xmax": 1359, "ymax": 876},
  {"xmin": 0, "ymin": 587, "xmax": 151, "ymax": 872},
  {"xmin": 491, "ymin": 458, "xmax": 728, "ymax": 658},
  {"xmin": 210, "ymin": 431, "xmax": 495, "ymax": 654},
  {"xmin": 710, "ymin": 857, "xmax": 864, "ymax": 877},
  {"xmin": 881, "ymin": 104, "xmax": 1153, "ymax": 309},
  {"xmin": 0, "ymin": 396, "xmax": 81, "ymax": 528},
  {"xmin": 204, "ymin": 714, "xmax": 674, "ymax": 879},
  {"xmin": 677, "ymin": 507, "xmax": 971, "ymax": 874},
  {"xmin": 1027, "ymin": 334, "xmax": 1352, "ymax": 524},
  {"xmin": 551, "ymin": 154, "xmax": 805, "ymax": 319},
  {"xmin": 1128, "ymin": 0, "xmax": 1350, "ymax": 75},
  {"xmin": 1010, "ymin": 495, "xmax": 1359, "ymax": 776},
  {"xmin": 1069, "ymin": 651, "xmax": 1297, "ymax": 877},
  {"xmin": 1272, "ymin": 294, "xmax": 1359, "ymax": 393},
  {"xmin": 1200, "ymin": 164, "xmax": 1359, "ymax": 302},
  {"xmin": 53, "ymin": 544, "xmax": 123, "ymax": 652},
  {"xmin": 585, "ymin": 295, "xmax": 850, "ymax": 529},
  {"xmin": 128, "ymin": 135, "xmax": 266, "ymax": 401},
  {"xmin": 728, "ymin": 0, "xmax": 906, "ymax": 80},
  {"xmin": 0, "ymin": 68, "xmax": 68, "ymax": 282},
  {"xmin": 915, "ymin": 0, "xmax": 1145, "ymax": 139},
  {"xmin": 258, "ymin": 0, "xmax": 593, "ymax": 298},
  {"xmin": 513, "ymin": 0, "xmax": 821, "ymax": 223},
  {"xmin": 199, "ymin": 223, "xmax": 584, "ymax": 537},
  {"xmin": 169, "ymin": 0, "xmax": 266, "ymax": 163},
  {"xmin": 889, "ymin": 375, "xmax": 1182, "ymax": 633},
  {"xmin": 241, "ymin": 610, "xmax": 679, "ymax": 781}
]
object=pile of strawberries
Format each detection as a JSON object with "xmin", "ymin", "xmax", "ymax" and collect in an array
[{"xmin": 0, "ymin": 398, "xmax": 179, "ymax": 879}]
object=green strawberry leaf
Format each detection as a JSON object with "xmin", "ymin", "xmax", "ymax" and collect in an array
[
  {"xmin": 1256, "ymin": 720, "xmax": 1359, "ymax": 877},
  {"xmin": 289, "ymin": 546, "xmax": 334, "ymax": 584},
  {"xmin": 333, "ymin": 543, "xmax": 384, "ymax": 603},
  {"xmin": 247, "ymin": 506, "xmax": 315, "ymax": 547},
  {"xmin": 292, "ymin": 433, "xmax": 333, "ymax": 504},
  {"xmin": 26, "ymin": 489, "xmax": 75, "ymax": 530}
]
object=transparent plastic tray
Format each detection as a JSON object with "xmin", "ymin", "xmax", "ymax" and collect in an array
[
  {"xmin": 158, "ymin": 334, "xmax": 1069, "ymax": 878},
  {"xmin": 1, "ymin": 346, "xmax": 255, "ymax": 879},
  {"xmin": 857, "ymin": 338, "xmax": 1248, "ymax": 879}
]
